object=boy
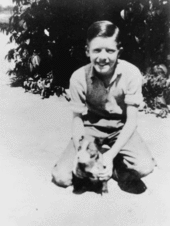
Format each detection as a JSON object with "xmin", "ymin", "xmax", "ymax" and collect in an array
[{"xmin": 52, "ymin": 21, "xmax": 155, "ymax": 189}]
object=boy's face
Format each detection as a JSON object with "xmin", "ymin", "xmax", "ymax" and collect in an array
[{"xmin": 86, "ymin": 36, "xmax": 121, "ymax": 77}]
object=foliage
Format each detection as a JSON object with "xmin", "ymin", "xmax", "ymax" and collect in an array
[
  {"xmin": 119, "ymin": 0, "xmax": 170, "ymax": 70},
  {"xmin": 142, "ymin": 64, "xmax": 170, "ymax": 117},
  {"xmin": 0, "ymin": 0, "xmax": 170, "ymax": 89},
  {"xmin": 143, "ymin": 74, "xmax": 167, "ymax": 108}
]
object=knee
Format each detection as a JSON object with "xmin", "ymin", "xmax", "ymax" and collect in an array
[
  {"xmin": 51, "ymin": 165, "xmax": 72, "ymax": 188},
  {"xmin": 52, "ymin": 175, "xmax": 72, "ymax": 188},
  {"xmin": 139, "ymin": 157, "xmax": 156, "ymax": 178}
]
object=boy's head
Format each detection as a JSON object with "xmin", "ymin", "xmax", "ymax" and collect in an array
[
  {"xmin": 87, "ymin": 20, "xmax": 121, "ymax": 46},
  {"xmin": 86, "ymin": 21, "xmax": 122, "ymax": 77}
]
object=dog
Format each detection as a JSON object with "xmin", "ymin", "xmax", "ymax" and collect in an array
[{"xmin": 73, "ymin": 136, "xmax": 108, "ymax": 194}]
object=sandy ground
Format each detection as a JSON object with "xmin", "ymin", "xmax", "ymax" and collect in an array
[{"xmin": 0, "ymin": 32, "xmax": 170, "ymax": 226}]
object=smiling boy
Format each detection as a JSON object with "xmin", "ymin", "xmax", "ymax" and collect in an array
[{"xmin": 52, "ymin": 21, "xmax": 155, "ymax": 190}]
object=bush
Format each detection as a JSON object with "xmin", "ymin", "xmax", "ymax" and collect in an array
[
  {"xmin": 142, "ymin": 64, "xmax": 170, "ymax": 117},
  {"xmin": 1, "ymin": 0, "xmax": 170, "ymax": 89}
]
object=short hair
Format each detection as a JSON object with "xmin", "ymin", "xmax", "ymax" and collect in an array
[{"xmin": 87, "ymin": 20, "xmax": 121, "ymax": 47}]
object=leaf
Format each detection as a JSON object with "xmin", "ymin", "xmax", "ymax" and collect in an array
[{"xmin": 31, "ymin": 54, "xmax": 41, "ymax": 67}]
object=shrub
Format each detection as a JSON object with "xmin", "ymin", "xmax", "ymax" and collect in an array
[
  {"xmin": 142, "ymin": 64, "xmax": 170, "ymax": 117},
  {"xmin": 1, "ymin": 0, "xmax": 170, "ymax": 90}
]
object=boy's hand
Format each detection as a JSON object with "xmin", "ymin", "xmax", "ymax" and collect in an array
[{"xmin": 99, "ymin": 151, "xmax": 114, "ymax": 181}]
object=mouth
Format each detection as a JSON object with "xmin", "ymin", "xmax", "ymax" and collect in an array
[{"xmin": 97, "ymin": 63, "xmax": 109, "ymax": 67}]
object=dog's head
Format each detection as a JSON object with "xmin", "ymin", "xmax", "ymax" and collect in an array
[{"xmin": 73, "ymin": 136, "xmax": 105, "ymax": 180}]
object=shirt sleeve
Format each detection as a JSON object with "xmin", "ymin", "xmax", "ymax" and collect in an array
[
  {"xmin": 69, "ymin": 68, "xmax": 87, "ymax": 114},
  {"xmin": 124, "ymin": 68, "xmax": 143, "ymax": 106}
]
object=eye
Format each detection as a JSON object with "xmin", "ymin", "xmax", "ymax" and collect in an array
[
  {"xmin": 90, "ymin": 153, "xmax": 96, "ymax": 158},
  {"xmin": 93, "ymin": 49, "xmax": 101, "ymax": 53},
  {"xmin": 107, "ymin": 49, "xmax": 115, "ymax": 54},
  {"xmin": 95, "ymin": 154, "xmax": 99, "ymax": 160}
]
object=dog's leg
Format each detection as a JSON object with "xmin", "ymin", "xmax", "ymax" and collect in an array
[{"xmin": 101, "ymin": 181, "xmax": 108, "ymax": 193}]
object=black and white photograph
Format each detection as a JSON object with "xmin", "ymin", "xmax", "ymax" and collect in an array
[{"xmin": 0, "ymin": 0, "xmax": 170, "ymax": 225}]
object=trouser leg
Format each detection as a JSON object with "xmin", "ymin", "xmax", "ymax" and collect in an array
[
  {"xmin": 52, "ymin": 139, "xmax": 76, "ymax": 188},
  {"xmin": 112, "ymin": 130, "xmax": 156, "ymax": 181}
]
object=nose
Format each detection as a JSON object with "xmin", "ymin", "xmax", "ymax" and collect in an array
[{"xmin": 98, "ymin": 49, "xmax": 107, "ymax": 60}]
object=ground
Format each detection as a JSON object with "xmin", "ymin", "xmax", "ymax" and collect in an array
[{"xmin": 0, "ymin": 32, "xmax": 170, "ymax": 226}]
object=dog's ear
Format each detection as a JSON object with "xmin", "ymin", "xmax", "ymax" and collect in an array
[
  {"xmin": 94, "ymin": 138, "xmax": 108, "ymax": 153},
  {"xmin": 95, "ymin": 137, "xmax": 104, "ymax": 147},
  {"xmin": 88, "ymin": 142, "xmax": 97, "ymax": 152},
  {"xmin": 87, "ymin": 141, "xmax": 101, "ymax": 159}
]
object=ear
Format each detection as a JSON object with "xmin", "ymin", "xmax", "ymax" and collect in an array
[
  {"xmin": 118, "ymin": 47, "xmax": 123, "ymax": 57},
  {"xmin": 95, "ymin": 137, "xmax": 104, "ymax": 147},
  {"xmin": 88, "ymin": 142, "xmax": 98, "ymax": 152},
  {"xmin": 85, "ymin": 45, "xmax": 90, "ymax": 57}
]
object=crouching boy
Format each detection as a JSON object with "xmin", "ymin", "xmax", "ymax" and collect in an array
[{"xmin": 52, "ymin": 21, "xmax": 156, "ymax": 193}]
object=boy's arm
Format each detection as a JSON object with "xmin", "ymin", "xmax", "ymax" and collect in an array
[
  {"xmin": 99, "ymin": 66, "xmax": 143, "ymax": 180},
  {"xmin": 72, "ymin": 112, "xmax": 85, "ymax": 150},
  {"xmin": 108, "ymin": 66, "xmax": 143, "ymax": 158},
  {"xmin": 98, "ymin": 105, "xmax": 138, "ymax": 181},
  {"xmin": 106, "ymin": 105, "xmax": 138, "ymax": 160}
]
